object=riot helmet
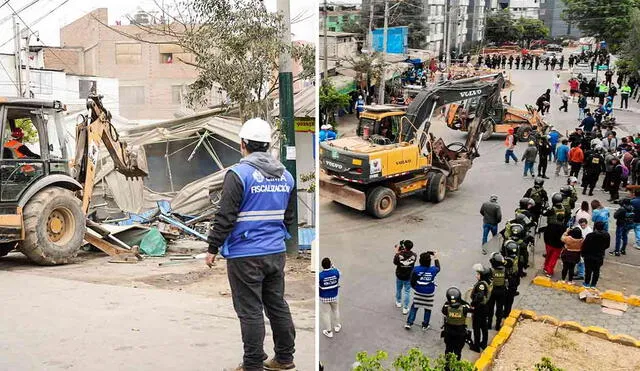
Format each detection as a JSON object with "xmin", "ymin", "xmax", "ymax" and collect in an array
[
  {"xmin": 551, "ymin": 192, "xmax": 563, "ymax": 205},
  {"xmin": 446, "ymin": 287, "xmax": 462, "ymax": 305}
]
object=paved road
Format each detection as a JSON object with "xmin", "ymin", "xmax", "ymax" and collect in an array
[
  {"xmin": 319, "ymin": 58, "xmax": 640, "ymax": 369},
  {"xmin": 0, "ymin": 271, "xmax": 315, "ymax": 371}
]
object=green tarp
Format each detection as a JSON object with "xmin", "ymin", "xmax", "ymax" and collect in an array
[{"xmin": 139, "ymin": 228, "xmax": 167, "ymax": 256}]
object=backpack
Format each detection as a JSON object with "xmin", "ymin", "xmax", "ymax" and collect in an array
[
  {"xmin": 621, "ymin": 164, "xmax": 630, "ymax": 178},
  {"xmin": 625, "ymin": 206, "xmax": 635, "ymax": 225}
]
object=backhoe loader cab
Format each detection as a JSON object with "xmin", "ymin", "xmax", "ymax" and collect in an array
[
  {"xmin": 356, "ymin": 105, "xmax": 407, "ymax": 145},
  {"xmin": 0, "ymin": 96, "xmax": 147, "ymax": 265}
]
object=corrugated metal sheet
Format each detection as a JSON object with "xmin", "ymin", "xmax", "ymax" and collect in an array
[
  {"xmin": 271, "ymin": 85, "xmax": 316, "ymax": 118},
  {"xmin": 298, "ymin": 227, "xmax": 315, "ymax": 250}
]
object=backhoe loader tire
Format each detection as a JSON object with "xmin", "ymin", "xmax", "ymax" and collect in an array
[
  {"xmin": 19, "ymin": 187, "xmax": 86, "ymax": 265},
  {"xmin": 366, "ymin": 186, "xmax": 397, "ymax": 218},
  {"xmin": 425, "ymin": 172, "xmax": 446, "ymax": 203},
  {"xmin": 0, "ymin": 242, "xmax": 15, "ymax": 257}
]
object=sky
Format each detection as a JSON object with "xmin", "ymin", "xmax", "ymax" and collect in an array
[{"xmin": 0, "ymin": 0, "xmax": 317, "ymax": 54}]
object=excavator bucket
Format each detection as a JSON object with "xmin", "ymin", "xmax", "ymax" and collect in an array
[{"xmin": 118, "ymin": 144, "xmax": 148, "ymax": 179}]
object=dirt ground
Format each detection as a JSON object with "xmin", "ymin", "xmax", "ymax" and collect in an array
[
  {"xmin": 0, "ymin": 239, "xmax": 314, "ymax": 311},
  {"xmin": 492, "ymin": 320, "xmax": 640, "ymax": 371}
]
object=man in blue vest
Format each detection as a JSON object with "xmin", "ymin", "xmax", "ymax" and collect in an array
[
  {"xmin": 355, "ymin": 95, "xmax": 365, "ymax": 118},
  {"xmin": 206, "ymin": 118, "xmax": 297, "ymax": 371}
]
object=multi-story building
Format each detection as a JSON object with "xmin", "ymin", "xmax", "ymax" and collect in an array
[
  {"xmin": 487, "ymin": 0, "xmax": 540, "ymax": 19},
  {"xmin": 320, "ymin": 3, "xmax": 361, "ymax": 33},
  {"xmin": 539, "ymin": 0, "xmax": 582, "ymax": 37},
  {"xmin": 467, "ymin": 0, "xmax": 486, "ymax": 43},
  {"xmin": 319, "ymin": 31, "xmax": 359, "ymax": 61},
  {"xmin": 449, "ymin": 0, "xmax": 470, "ymax": 54},
  {"xmin": 423, "ymin": 0, "xmax": 446, "ymax": 55},
  {"xmin": 41, "ymin": 8, "xmax": 226, "ymax": 121}
]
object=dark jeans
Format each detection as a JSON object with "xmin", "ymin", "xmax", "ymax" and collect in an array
[
  {"xmin": 582, "ymin": 172, "xmax": 599, "ymax": 194},
  {"xmin": 538, "ymin": 160, "xmax": 548, "ymax": 177},
  {"xmin": 444, "ymin": 325, "xmax": 467, "ymax": 361},
  {"xmin": 584, "ymin": 258, "xmax": 602, "ymax": 287},
  {"xmin": 227, "ymin": 253, "xmax": 296, "ymax": 370},
  {"xmin": 505, "ymin": 149, "xmax": 518, "ymax": 163},
  {"xmin": 569, "ymin": 162, "xmax": 582, "ymax": 177},
  {"xmin": 487, "ymin": 289, "xmax": 506, "ymax": 328},
  {"xmin": 610, "ymin": 181, "xmax": 621, "ymax": 200},
  {"xmin": 472, "ymin": 309, "xmax": 489, "ymax": 349},
  {"xmin": 615, "ymin": 225, "xmax": 630, "ymax": 253},
  {"xmin": 482, "ymin": 223, "xmax": 498, "ymax": 245},
  {"xmin": 559, "ymin": 100, "xmax": 568, "ymax": 112},
  {"xmin": 407, "ymin": 305, "xmax": 431, "ymax": 327},
  {"xmin": 621, "ymin": 95, "xmax": 629, "ymax": 109},
  {"xmin": 561, "ymin": 261, "xmax": 576, "ymax": 281}
]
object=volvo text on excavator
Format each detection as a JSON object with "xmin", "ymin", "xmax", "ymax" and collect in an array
[{"xmin": 319, "ymin": 74, "xmax": 505, "ymax": 218}]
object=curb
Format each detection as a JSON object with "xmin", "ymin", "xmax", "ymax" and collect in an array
[
  {"xmin": 473, "ymin": 308, "xmax": 640, "ymax": 371},
  {"xmin": 531, "ymin": 276, "xmax": 640, "ymax": 307}
]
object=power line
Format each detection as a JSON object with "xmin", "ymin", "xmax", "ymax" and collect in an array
[{"xmin": 0, "ymin": 0, "xmax": 70, "ymax": 49}]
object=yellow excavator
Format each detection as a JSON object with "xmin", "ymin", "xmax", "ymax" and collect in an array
[
  {"xmin": 0, "ymin": 94, "xmax": 147, "ymax": 264},
  {"xmin": 320, "ymin": 74, "xmax": 504, "ymax": 218}
]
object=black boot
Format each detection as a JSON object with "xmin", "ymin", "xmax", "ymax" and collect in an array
[{"xmin": 582, "ymin": 188, "xmax": 587, "ymax": 195}]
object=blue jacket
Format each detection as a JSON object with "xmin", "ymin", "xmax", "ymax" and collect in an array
[
  {"xmin": 580, "ymin": 116, "xmax": 595, "ymax": 132},
  {"xmin": 356, "ymin": 99, "xmax": 365, "ymax": 112},
  {"xmin": 592, "ymin": 208, "xmax": 610, "ymax": 231},
  {"xmin": 319, "ymin": 267, "xmax": 340, "ymax": 299},
  {"xmin": 221, "ymin": 162, "xmax": 294, "ymax": 259},
  {"xmin": 410, "ymin": 265, "xmax": 440, "ymax": 295},
  {"xmin": 556, "ymin": 144, "xmax": 570, "ymax": 162},
  {"xmin": 631, "ymin": 197, "xmax": 640, "ymax": 223},
  {"xmin": 548, "ymin": 131, "xmax": 560, "ymax": 146},
  {"xmin": 319, "ymin": 129, "xmax": 336, "ymax": 142}
]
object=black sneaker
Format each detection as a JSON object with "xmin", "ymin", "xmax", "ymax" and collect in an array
[
  {"xmin": 621, "ymin": 250, "xmax": 626, "ymax": 255},
  {"xmin": 615, "ymin": 252, "xmax": 621, "ymax": 256}
]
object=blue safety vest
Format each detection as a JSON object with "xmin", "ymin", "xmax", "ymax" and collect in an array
[
  {"xmin": 319, "ymin": 267, "xmax": 340, "ymax": 299},
  {"xmin": 221, "ymin": 162, "xmax": 294, "ymax": 259},
  {"xmin": 356, "ymin": 99, "xmax": 365, "ymax": 112}
]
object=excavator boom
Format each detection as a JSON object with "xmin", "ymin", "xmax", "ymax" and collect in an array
[{"xmin": 73, "ymin": 94, "xmax": 148, "ymax": 213}]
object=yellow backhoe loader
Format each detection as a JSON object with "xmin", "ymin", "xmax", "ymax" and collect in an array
[{"xmin": 0, "ymin": 95, "xmax": 147, "ymax": 264}]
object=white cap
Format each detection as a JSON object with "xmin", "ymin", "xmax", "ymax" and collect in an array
[
  {"xmin": 239, "ymin": 118, "xmax": 272, "ymax": 143},
  {"xmin": 358, "ymin": 95, "xmax": 363, "ymax": 99},
  {"xmin": 320, "ymin": 125, "xmax": 329, "ymax": 130}
]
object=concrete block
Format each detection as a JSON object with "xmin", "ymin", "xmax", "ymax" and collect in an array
[
  {"xmin": 503, "ymin": 316, "xmax": 517, "ymax": 328},
  {"xmin": 498, "ymin": 325, "xmax": 513, "ymax": 339},
  {"xmin": 520, "ymin": 309, "xmax": 537, "ymax": 319},
  {"xmin": 560, "ymin": 321, "xmax": 587, "ymax": 333},
  {"xmin": 490, "ymin": 333, "xmax": 507, "ymax": 349},
  {"xmin": 626, "ymin": 295, "xmax": 640, "ymax": 307},
  {"xmin": 601, "ymin": 290, "xmax": 626, "ymax": 303},
  {"xmin": 586, "ymin": 326, "xmax": 610, "ymax": 340},
  {"xmin": 508, "ymin": 309, "xmax": 521, "ymax": 319},
  {"xmin": 608, "ymin": 334, "xmax": 639, "ymax": 347},
  {"xmin": 532, "ymin": 276, "xmax": 553, "ymax": 287},
  {"xmin": 537, "ymin": 315, "xmax": 561, "ymax": 326}
]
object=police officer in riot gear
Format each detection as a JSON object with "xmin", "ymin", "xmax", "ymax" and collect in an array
[
  {"xmin": 502, "ymin": 240, "xmax": 521, "ymax": 319},
  {"xmin": 505, "ymin": 223, "xmax": 531, "ymax": 277},
  {"xmin": 470, "ymin": 264, "xmax": 492, "ymax": 352},
  {"xmin": 487, "ymin": 252, "xmax": 508, "ymax": 330},
  {"xmin": 582, "ymin": 145, "xmax": 605, "ymax": 196},
  {"xmin": 560, "ymin": 185, "xmax": 576, "ymax": 211},
  {"xmin": 441, "ymin": 287, "xmax": 471, "ymax": 361},
  {"xmin": 524, "ymin": 177, "xmax": 549, "ymax": 224},
  {"xmin": 544, "ymin": 192, "xmax": 567, "ymax": 226}
]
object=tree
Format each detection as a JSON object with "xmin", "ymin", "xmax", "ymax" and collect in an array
[
  {"xmin": 561, "ymin": 0, "xmax": 639, "ymax": 52},
  {"xmin": 93, "ymin": 0, "xmax": 315, "ymax": 119},
  {"xmin": 485, "ymin": 10, "xmax": 524, "ymax": 44},
  {"xmin": 319, "ymin": 81, "xmax": 350, "ymax": 126},
  {"xmin": 517, "ymin": 18, "xmax": 550, "ymax": 46},
  {"xmin": 343, "ymin": 52, "xmax": 384, "ymax": 96},
  {"xmin": 15, "ymin": 118, "xmax": 38, "ymax": 144},
  {"xmin": 618, "ymin": 8, "xmax": 640, "ymax": 73}
]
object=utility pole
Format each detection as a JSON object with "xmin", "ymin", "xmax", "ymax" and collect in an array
[
  {"xmin": 443, "ymin": 0, "xmax": 450, "ymax": 71},
  {"xmin": 22, "ymin": 27, "xmax": 31, "ymax": 98},
  {"xmin": 13, "ymin": 16, "xmax": 22, "ymax": 97},
  {"xmin": 323, "ymin": 0, "xmax": 328, "ymax": 78},
  {"xmin": 378, "ymin": 0, "xmax": 389, "ymax": 105},
  {"xmin": 277, "ymin": 0, "xmax": 298, "ymax": 256},
  {"xmin": 367, "ymin": 0, "xmax": 375, "ymax": 51}
]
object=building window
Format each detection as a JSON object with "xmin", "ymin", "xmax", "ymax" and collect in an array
[
  {"xmin": 171, "ymin": 85, "xmax": 183, "ymax": 104},
  {"xmin": 329, "ymin": 27, "xmax": 336, "ymax": 32},
  {"xmin": 328, "ymin": 16, "xmax": 338, "ymax": 22},
  {"xmin": 79, "ymin": 80, "xmax": 97, "ymax": 99},
  {"xmin": 341, "ymin": 15, "xmax": 349, "ymax": 22},
  {"xmin": 31, "ymin": 71, "xmax": 52, "ymax": 95},
  {"xmin": 119, "ymin": 86, "xmax": 145, "ymax": 105},
  {"xmin": 160, "ymin": 53, "xmax": 173, "ymax": 64},
  {"xmin": 115, "ymin": 43, "xmax": 142, "ymax": 64}
]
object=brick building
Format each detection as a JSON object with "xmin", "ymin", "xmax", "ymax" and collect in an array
[{"xmin": 43, "ymin": 8, "xmax": 211, "ymax": 121}]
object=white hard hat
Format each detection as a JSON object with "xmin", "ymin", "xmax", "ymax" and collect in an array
[
  {"xmin": 239, "ymin": 118, "xmax": 272, "ymax": 143},
  {"xmin": 358, "ymin": 95, "xmax": 363, "ymax": 99},
  {"xmin": 326, "ymin": 124, "xmax": 333, "ymax": 129},
  {"xmin": 320, "ymin": 125, "xmax": 329, "ymax": 130}
]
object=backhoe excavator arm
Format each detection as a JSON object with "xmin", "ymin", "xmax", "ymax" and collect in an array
[
  {"xmin": 402, "ymin": 73, "xmax": 505, "ymax": 152},
  {"xmin": 73, "ymin": 94, "xmax": 148, "ymax": 213}
]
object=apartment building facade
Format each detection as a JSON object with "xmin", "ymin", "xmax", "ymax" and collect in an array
[
  {"xmin": 539, "ymin": 0, "xmax": 582, "ymax": 37},
  {"xmin": 320, "ymin": 3, "xmax": 361, "ymax": 32},
  {"xmin": 487, "ymin": 0, "xmax": 540, "ymax": 19},
  {"xmin": 43, "ymin": 8, "xmax": 218, "ymax": 121},
  {"xmin": 467, "ymin": 0, "xmax": 486, "ymax": 43},
  {"xmin": 422, "ymin": 0, "xmax": 446, "ymax": 55}
]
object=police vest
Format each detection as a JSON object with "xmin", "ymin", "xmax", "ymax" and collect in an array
[
  {"xmin": 492, "ymin": 268, "xmax": 506, "ymax": 288},
  {"xmin": 446, "ymin": 305, "xmax": 466, "ymax": 326},
  {"xmin": 530, "ymin": 188, "xmax": 544, "ymax": 206},
  {"xmin": 548, "ymin": 206, "xmax": 565, "ymax": 225},
  {"xmin": 507, "ymin": 256, "xmax": 518, "ymax": 276},
  {"xmin": 221, "ymin": 162, "xmax": 294, "ymax": 259},
  {"xmin": 600, "ymin": 85, "xmax": 609, "ymax": 94},
  {"xmin": 622, "ymin": 86, "xmax": 632, "ymax": 95}
]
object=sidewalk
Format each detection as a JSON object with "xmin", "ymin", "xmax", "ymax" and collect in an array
[
  {"xmin": 0, "ymin": 271, "xmax": 314, "ymax": 371},
  {"xmin": 515, "ymin": 283, "xmax": 640, "ymax": 339}
]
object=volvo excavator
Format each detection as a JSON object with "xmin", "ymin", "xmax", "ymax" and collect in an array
[
  {"xmin": 319, "ymin": 73, "xmax": 504, "ymax": 218},
  {"xmin": 0, "ymin": 94, "xmax": 147, "ymax": 264}
]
